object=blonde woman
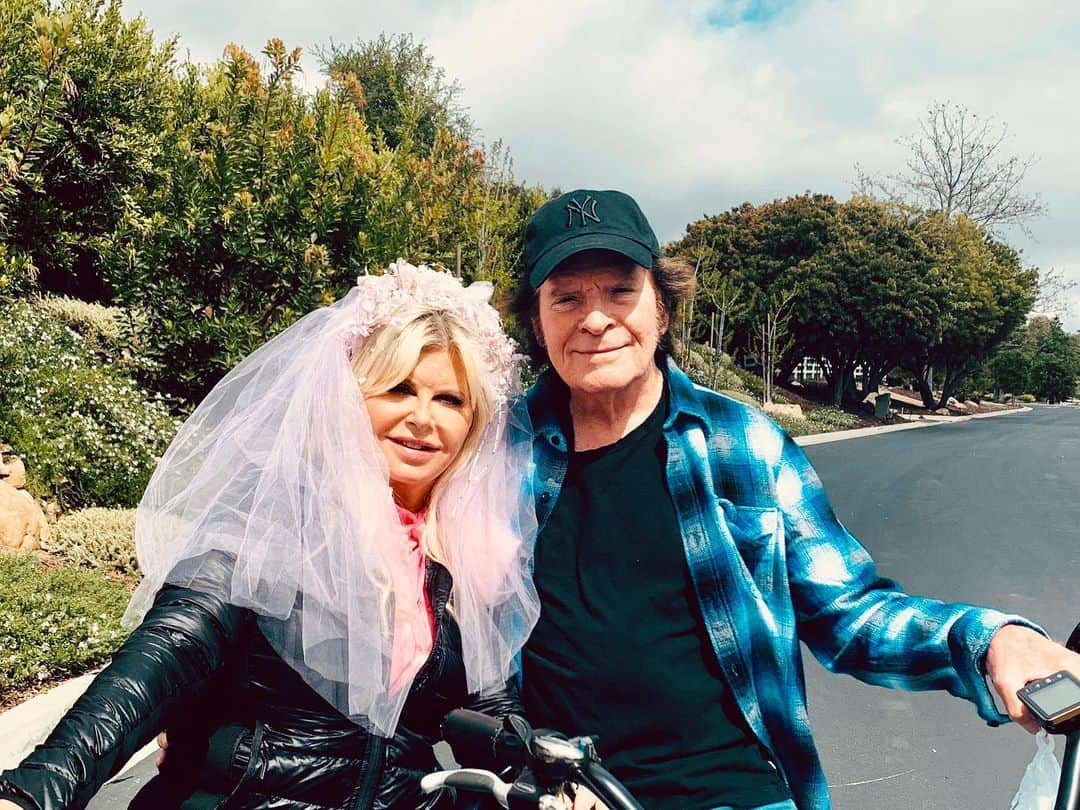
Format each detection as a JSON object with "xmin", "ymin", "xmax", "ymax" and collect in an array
[{"xmin": 0, "ymin": 261, "xmax": 540, "ymax": 810}]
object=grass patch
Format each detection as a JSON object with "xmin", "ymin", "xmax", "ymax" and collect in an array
[{"xmin": 0, "ymin": 553, "xmax": 129, "ymax": 693}]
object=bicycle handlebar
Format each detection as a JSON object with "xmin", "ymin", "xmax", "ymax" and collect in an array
[
  {"xmin": 420, "ymin": 768, "xmax": 513, "ymax": 806},
  {"xmin": 437, "ymin": 709, "xmax": 643, "ymax": 810},
  {"xmin": 575, "ymin": 760, "xmax": 643, "ymax": 810},
  {"xmin": 1053, "ymin": 621, "xmax": 1080, "ymax": 810}
]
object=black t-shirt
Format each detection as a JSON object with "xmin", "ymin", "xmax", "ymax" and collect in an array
[{"xmin": 522, "ymin": 391, "xmax": 790, "ymax": 810}]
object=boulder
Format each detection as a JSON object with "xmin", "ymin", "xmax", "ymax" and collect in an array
[
  {"xmin": 0, "ymin": 455, "xmax": 27, "ymax": 490},
  {"xmin": 0, "ymin": 480, "xmax": 49, "ymax": 552},
  {"xmin": 764, "ymin": 402, "xmax": 805, "ymax": 420},
  {"xmin": 934, "ymin": 408, "xmax": 951, "ymax": 416}
]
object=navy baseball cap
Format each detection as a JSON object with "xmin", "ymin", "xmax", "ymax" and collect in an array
[{"xmin": 524, "ymin": 189, "xmax": 661, "ymax": 289}]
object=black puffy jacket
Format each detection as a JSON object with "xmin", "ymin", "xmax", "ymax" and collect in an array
[{"xmin": 0, "ymin": 557, "xmax": 520, "ymax": 810}]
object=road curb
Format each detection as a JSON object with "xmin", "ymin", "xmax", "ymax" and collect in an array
[{"xmin": 794, "ymin": 406, "xmax": 1032, "ymax": 446}]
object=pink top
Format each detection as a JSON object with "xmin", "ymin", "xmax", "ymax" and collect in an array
[{"xmin": 388, "ymin": 506, "xmax": 436, "ymax": 694}]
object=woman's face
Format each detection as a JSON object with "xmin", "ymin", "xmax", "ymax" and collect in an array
[
  {"xmin": 365, "ymin": 347, "xmax": 474, "ymax": 511},
  {"xmin": 535, "ymin": 263, "xmax": 665, "ymax": 398}
]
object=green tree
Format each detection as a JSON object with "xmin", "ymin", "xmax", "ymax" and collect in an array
[
  {"xmin": 672, "ymin": 194, "xmax": 836, "ymax": 379},
  {"xmin": 789, "ymin": 198, "xmax": 943, "ymax": 406},
  {"xmin": 672, "ymin": 195, "xmax": 946, "ymax": 407},
  {"xmin": 1027, "ymin": 317, "xmax": 1080, "ymax": 402},
  {"xmin": 904, "ymin": 214, "xmax": 1037, "ymax": 409},
  {"xmin": 318, "ymin": 33, "xmax": 471, "ymax": 154},
  {"xmin": 988, "ymin": 341, "xmax": 1030, "ymax": 399},
  {"xmin": 0, "ymin": 0, "xmax": 176, "ymax": 300},
  {"xmin": 94, "ymin": 38, "xmax": 540, "ymax": 403}
]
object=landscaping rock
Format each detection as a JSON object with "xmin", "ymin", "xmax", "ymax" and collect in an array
[
  {"xmin": 0, "ymin": 454, "xmax": 27, "ymax": 490},
  {"xmin": 0, "ymin": 480, "xmax": 49, "ymax": 551},
  {"xmin": 934, "ymin": 408, "xmax": 951, "ymax": 416},
  {"xmin": 764, "ymin": 402, "xmax": 805, "ymax": 420}
]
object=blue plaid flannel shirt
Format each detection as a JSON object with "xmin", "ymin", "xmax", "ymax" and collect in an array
[{"xmin": 525, "ymin": 358, "xmax": 1036, "ymax": 809}]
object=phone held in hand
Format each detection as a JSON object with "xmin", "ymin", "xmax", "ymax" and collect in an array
[{"xmin": 1017, "ymin": 670, "xmax": 1080, "ymax": 733}]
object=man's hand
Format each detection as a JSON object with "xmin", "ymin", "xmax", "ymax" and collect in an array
[
  {"xmin": 0, "ymin": 801, "xmax": 23, "ymax": 810},
  {"xmin": 155, "ymin": 731, "xmax": 168, "ymax": 768},
  {"xmin": 985, "ymin": 624, "xmax": 1080, "ymax": 734}
]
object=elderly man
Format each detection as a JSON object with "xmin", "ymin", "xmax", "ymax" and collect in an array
[{"xmin": 513, "ymin": 188, "xmax": 1080, "ymax": 810}]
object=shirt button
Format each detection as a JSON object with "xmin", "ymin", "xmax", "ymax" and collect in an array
[{"xmin": 540, "ymin": 492, "xmax": 551, "ymax": 503}]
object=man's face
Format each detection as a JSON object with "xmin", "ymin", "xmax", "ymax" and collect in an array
[{"xmin": 535, "ymin": 260, "xmax": 666, "ymax": 397}]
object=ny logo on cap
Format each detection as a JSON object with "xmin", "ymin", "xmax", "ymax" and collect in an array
[{"xmin": 566, "ymin": 195, "xmax": 600, "ymax": 227}]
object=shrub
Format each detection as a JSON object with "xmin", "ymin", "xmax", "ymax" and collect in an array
[
  {"xmin": 770, "ymin": 413, "xmax": 810, "ymax": 437},
  {"xmin": 731, "ymin": 365, "xmax": 765, "ymax": 399},
  {"xmin": 32, "ymin": 295, "xmax": 125, "ymax": 354},
  {"xmin": 683, "ymin": 346, "xmax": 752, "ymax": 395},
  {"xmin": 0, "ymin": 0, "xmax": 178, "ymax": 301},
  {"xmin": 805, "ymin": 407, "xmax": 864, "ymax": 432},
  {"xmin": 0, "ymin": 243, "xmax": 39, "ymax": 301},
  {"xmin": 45, "ymin": 508, "xmax": 137, "ymax": 576},
  {"xmin": 30, "ymin": 295, "xmax": 156, "ymax": 378},
  {"xmin": 772, "ymin": 406, "xmax": 863, "ymax": 438},
  {"xmin": 0, "ymin": 552, "xmax": 129, "ymax": 692},
  {"xmin": 0, "ymin": 300, "xmax": 182, "ymax": 508},
  {"xmin": 98, "ymin": 38, "xmax": 540, "ymax": 404}
]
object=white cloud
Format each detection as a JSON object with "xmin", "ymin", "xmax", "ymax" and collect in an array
[{"xmin": 124, "ymin": 0, "xmax": 1080, "ymax": 329}]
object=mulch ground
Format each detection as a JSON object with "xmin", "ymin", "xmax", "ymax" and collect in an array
[
  {"xmin": 781, "ymin": 382, "xmax": 1021, "ymax": 426},
  {"xmin": 777, "ymin": 383, "xmax": 888, "ymax": 428},
  {"xmin": 0, "ymin": 680, "xmax": 60, "ymax": 711}
]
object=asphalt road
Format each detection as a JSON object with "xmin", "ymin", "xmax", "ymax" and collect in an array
[
  {"xmin": 88, "ymin": 405, "xmax": 1079, "ymax": 809},
  {"xmin": 801, "ymin": 405, "xmax": 1080, "ymax": 810}
]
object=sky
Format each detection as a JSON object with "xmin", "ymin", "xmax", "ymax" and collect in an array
[{"xmin": 122, "ymin": 0, "xmax": 1080, "ymax": 330}]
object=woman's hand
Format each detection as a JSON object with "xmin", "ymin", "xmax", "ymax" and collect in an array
[
  {"xmin": 564, "ymin": 783, "xmax": 609, "ymax": 810},
  {"xmin": 986, "ymin": 624, "xmax": 1080, "ymax": 734}
]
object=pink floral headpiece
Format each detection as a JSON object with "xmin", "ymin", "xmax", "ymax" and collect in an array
[{"xmin": 347, "ymin": 259, "xmax": 524, "ymax": 403}]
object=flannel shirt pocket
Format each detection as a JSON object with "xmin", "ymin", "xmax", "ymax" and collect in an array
[{"xmin": 721, "ymin": 500, "xmax": 783, "ymax": 595}]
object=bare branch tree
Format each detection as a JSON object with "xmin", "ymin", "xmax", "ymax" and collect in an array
[
  {"xmin": 678, "ymin": 239, "xmax": 745, "ymax": 385},
  {"xmin": 855, "ymin": 101, "xmax": 1045, "ymax": 232},
  {"xmin": 754, "ymin": 288, "xmax": 797, "ymax": 405},
  {"xmin": 1035, "ymin": 266, "xmax": 1079, "ymax": 319}
]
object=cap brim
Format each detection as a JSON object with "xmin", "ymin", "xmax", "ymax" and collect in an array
[{"xmin": 528, "ymin": 232, "xmax": 656, "ymax": 289}]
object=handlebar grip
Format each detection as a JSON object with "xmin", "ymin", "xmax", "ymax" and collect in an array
[
  {"xmin": 1066, "ymin": 622, "xmax": 1080, "ymax": 654},
  {"xmin": 442, "ymin": 709, "xmax": 529, "ymax": 772},
  {"xmin": 420, "ymin": 768, "xmax": 511, "ymax": 806}
]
